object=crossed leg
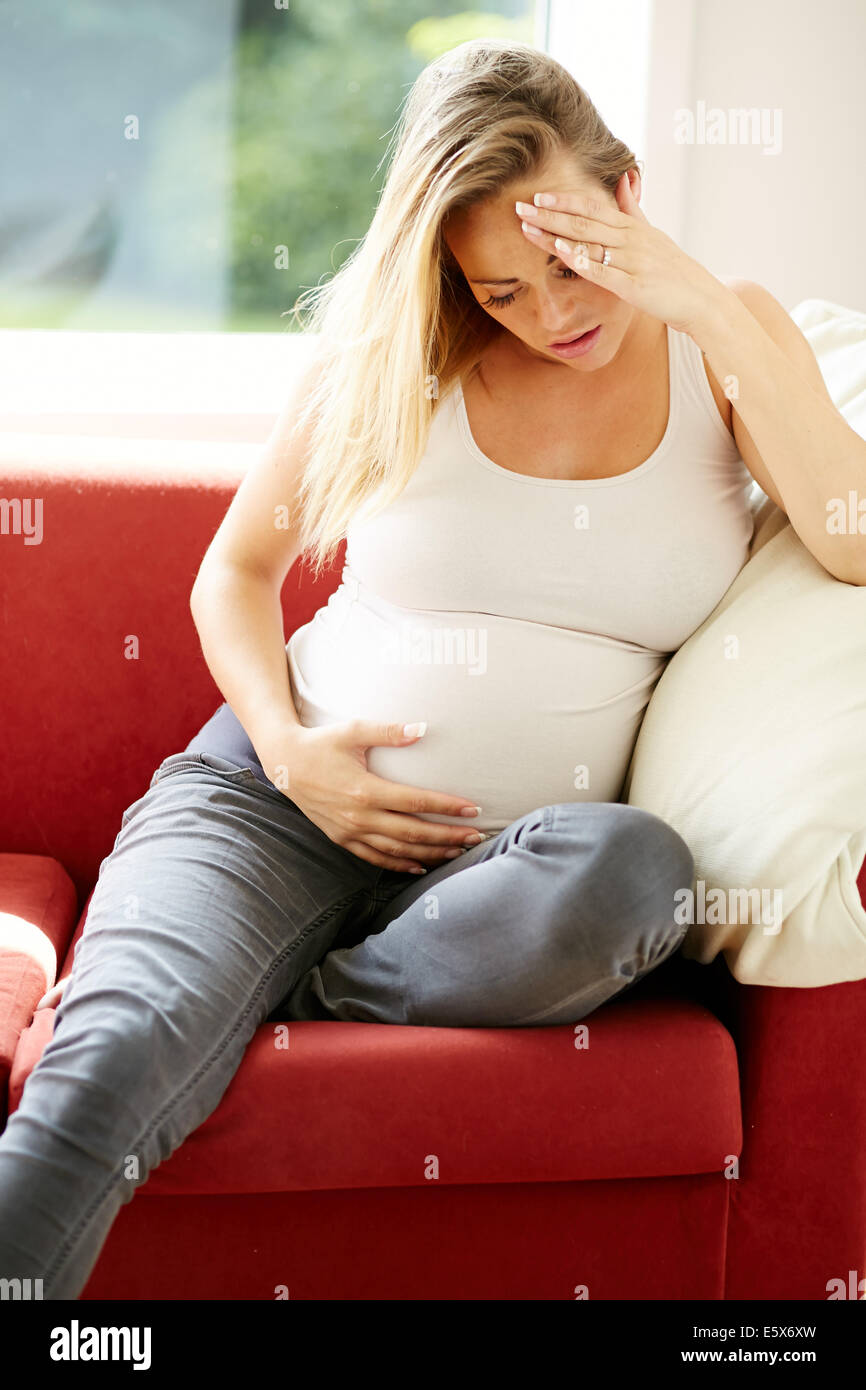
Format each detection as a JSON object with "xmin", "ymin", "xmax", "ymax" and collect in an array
[{"xmin": 280, "ymin": 801, "xmax": 694, "ymax": 1028}]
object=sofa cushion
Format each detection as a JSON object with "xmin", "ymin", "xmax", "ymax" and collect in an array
[
  {"xmin": 625, "ymin": 517, "xmax": 866, "ymax": 987},
  {"xmin": 0, "ymin": 854, "xmax": 78, "ymax": 1122},
  {"xmin": 138, "ymin": 998, "xmax": 740, "ymax": 1194},
  {"xmin": 624, "ymin": 299, "xmax": 866, "ymax": 987}
]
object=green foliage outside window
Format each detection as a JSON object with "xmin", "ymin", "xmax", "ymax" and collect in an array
[{"xmin": 230, "ymin": 4, "xmax": 534, "ymax": 330}]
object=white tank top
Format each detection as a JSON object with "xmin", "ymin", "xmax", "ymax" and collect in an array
[{"xmin": 286, "ymin": 324, "xmax": 756, "ymax": 834}]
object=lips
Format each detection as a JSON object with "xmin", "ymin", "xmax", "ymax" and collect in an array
[{"xmin": 550, "ymin": 325, "xmax": 598, "ymax": 347}]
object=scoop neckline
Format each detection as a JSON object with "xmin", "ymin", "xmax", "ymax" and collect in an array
[{"xmin": 454, "ymin": 322, "xmax": 679, "ymax": 489}]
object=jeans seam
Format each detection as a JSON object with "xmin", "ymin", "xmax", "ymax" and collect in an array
[
  {"xmin": 151, "ymin": 757, "xmax": 205, "ymax": 782},
  {"xmin": 42, "ymin": 886, "xmax": 362, "ymax": 1292},
  {"xmin": 157, "ymin": 757, "xmax": 251, "ymax": 782}
]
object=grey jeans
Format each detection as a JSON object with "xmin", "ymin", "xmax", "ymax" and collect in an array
[{"xmin": 0, "ymin": 744, "xmax": 693, "ymax": 1299}]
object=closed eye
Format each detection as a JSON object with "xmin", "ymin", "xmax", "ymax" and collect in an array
[{"xmin": 482, "ymin": 265, "xmax": 581, "ymax": 309}]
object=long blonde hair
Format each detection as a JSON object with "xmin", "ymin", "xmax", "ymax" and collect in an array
[{"xmin": 289, "ymin": 38, "xmax": 639, "ymax": 578}]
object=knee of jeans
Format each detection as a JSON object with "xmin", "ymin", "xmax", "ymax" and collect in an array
[
  {"xmin": 19, "ymin": 1019, "xmax": 158, "ymax": 1182},
  {"xmin": 56, "ymin": 1010, "xmax": 141, "ymax": 1086},
  {"xmin": 52, "ymin": 992, "xmax": 181, "ymax": 1107},
  {"xmin": 618, "ymin": 805, "xmax": 692, "ymax": 883},
  {"xmin": 545, "ymin": 803, "xmax": 693, "ymax": 928},
  {"xmin": 610, "ymin": 809, "xmax": 694, "ymax": 964}
]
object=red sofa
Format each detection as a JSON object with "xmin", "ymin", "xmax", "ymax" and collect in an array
[{"xmin": 2, "ymin": 446, "xmax": 865, "ymax": 1300}]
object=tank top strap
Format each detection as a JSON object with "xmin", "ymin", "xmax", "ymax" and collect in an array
[{"xmin": 669, "ymin": 323, "xmax": 741, "ymax": 452}]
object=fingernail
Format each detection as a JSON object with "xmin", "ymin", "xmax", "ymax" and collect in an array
[
  {"xmin": 464, "ymin": 832, "xmax": 484, "ymax": 845},
  {"xmin": 460, "ymin": 805, "xmax": 482, "ymax": 816},
  {"xmin": 444, "ymin": 848, "xmax": 463, "ymax": 858},
  {"xmin": 534, "ymin": 193, "xmax": 556, "ymax": 207},
  {"xmin": 402, "ymin": 721, "xmax": 427, "ymax": 738},
  {"xmin": 409, "ymin": 866, "xmax": 426, "ymax": 874}
]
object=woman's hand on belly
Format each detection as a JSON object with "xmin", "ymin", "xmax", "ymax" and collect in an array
[{"xmin": 273, "ymin": 719, "xmax": 484, "ymax": 873}]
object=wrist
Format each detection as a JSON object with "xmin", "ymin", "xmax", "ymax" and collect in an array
[
  {"xmin": 686, "ymin": 277, "xmax": 739, "ymax": 348},
  {"xmin": 250, "ymin": 711, "xmax": 309, "ymax": 771}
]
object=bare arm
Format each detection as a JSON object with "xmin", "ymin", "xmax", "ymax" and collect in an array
[
  {"xmin": 190, "ymin": 562, "xmax": 303, "ymax": 768},
  {"xmin": 189, "ymin": 351, "xmax": 320, "ymax": 764}
]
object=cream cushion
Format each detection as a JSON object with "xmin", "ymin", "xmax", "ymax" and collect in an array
[{"xmin": 623, "ymin": 299, "xmax": 866, "ymax": 986}]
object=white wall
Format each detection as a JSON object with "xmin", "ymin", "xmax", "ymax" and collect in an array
[{"xmin": 547, "ymin": 0, "xmax": 866, "ymax": 313}]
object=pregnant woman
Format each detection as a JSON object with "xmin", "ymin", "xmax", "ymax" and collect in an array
[{"xmin": 1, "ymin": 41, "xmax": 857, "ymax": 1299}]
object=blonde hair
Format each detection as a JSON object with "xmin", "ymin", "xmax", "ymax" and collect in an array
[{"xmin": 289, "ymin": 38, "xmax": 639, "ymax": 578}]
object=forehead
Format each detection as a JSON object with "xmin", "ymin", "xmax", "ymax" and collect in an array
[{"xmin": 443, "ymin": 146, "xmax": 597, "ymax": 260}]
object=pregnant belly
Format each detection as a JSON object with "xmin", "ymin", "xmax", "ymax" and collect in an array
[{"xmin": 286, "ymin": 582, "xmax": 668, "ymax": 835}]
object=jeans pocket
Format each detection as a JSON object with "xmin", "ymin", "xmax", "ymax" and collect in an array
[
  {"xmin": 193, "ymin": 751, "xmax": 260, "ymax": 784},
  {"xmin": 149, "ymin": 751, "xmax": 258, "ymax": 788}
]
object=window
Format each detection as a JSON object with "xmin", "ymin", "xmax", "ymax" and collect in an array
[{"xmin": 2, "ymin": 0, "xmax": 540, "ymax": 334}]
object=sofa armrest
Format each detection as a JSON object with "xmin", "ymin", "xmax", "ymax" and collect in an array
[
  {"xmin": 720, "ymin": 965, "xmax": 866, "ymax": 1299},
  {"xmin": 0, "ymin": 855, "xmax": 79, "ymax": 1127},
  {"xmin": 7, "ymin": 1007, "xmax": 57, "ymax": 1118}
]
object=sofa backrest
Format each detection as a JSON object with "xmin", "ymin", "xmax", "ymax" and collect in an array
[{"xmin": 2, "ymin": 447, "xmax": 343, "ymax": 901}]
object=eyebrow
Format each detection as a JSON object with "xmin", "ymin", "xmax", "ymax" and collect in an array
[{"xmin": 468, "ymin": 253, "xmax": 560, "ymax": 285}]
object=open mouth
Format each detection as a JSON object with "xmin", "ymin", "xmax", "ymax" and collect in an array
[{"xmin": 550, "ymin": 325, "xmax": 599, "ymax": 347}]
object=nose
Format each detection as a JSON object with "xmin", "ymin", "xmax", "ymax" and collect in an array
[{"xmin": 535, "ymin": 285, "xmax": 584, "ymax": 337}]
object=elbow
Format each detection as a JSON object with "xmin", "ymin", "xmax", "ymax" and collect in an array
[
  {"xmin": 816, "ymin": 544, "xmax": 866, "ymax": 587},
  {"xmin": 189, "ymin": 549, "xmax": 225, "ymax": 613},
  {"xmin": 834, "ymin": 535, "xmax": 866, "ymax": 586},
  {"xmin": 189, "ymin": 564, "xmax": 212, "ymax": 617},
  {"xmin": 796, "ymin": 521, "xmax": 866, "ymax": 585}
]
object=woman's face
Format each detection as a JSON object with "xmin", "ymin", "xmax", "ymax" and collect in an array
[{"xmin": 443, "ymin": 146, "xmax": 639, "ymax": 373}]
